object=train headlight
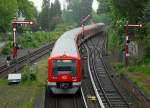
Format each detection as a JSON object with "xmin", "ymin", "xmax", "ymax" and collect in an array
[
  {"xmin": 52, "ymin": 76, "xmax": 57, "ymax": 79},
  {"xmin": 62, "ymin": 75, "xmax": 67, "ymax": 80},
  {"xmin": 72, "ymin": 77, "xmax": 77, "ymax": 81}
]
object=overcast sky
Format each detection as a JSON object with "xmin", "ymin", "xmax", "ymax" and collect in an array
[{"xmin": 29, "ymin": 0, "xmax": 99, "ymax": 12}]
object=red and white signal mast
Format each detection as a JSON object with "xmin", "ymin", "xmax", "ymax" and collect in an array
[
  {"xmin": 80, "ymin": 15, "xmax": 91, "ymax": 37},
  {"xmin": 12, "ymin": 20, "xmax": 33, "ymax": 59},
  {"xmin": 124, "ymin": 21, "xmax": 142, "ymax": 65}
]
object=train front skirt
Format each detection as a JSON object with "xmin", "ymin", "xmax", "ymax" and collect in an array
[{"xmin": 48, "ymin": 82, "xmax": 81, "ymax": 94}]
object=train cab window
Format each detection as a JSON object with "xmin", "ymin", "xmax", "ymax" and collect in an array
[{"xmin": 52, "ymin": 60, "xmax": 76, "ymax": 75}]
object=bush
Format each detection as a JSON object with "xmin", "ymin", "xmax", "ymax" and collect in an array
[
  {"xmin": 135, "ymin": 56, "xmax": 150, "ymax": 65},
  {"xmin": 128, "ymin": 67, "xmax": 136, "ymax": 72},
  {"xmin": 29, "ymin": 73, "xmax": 36, "ymax": 80},
  {"xmin": 22, "ymin": 72, "xmax": 36, "ymax": 81},
  {"xmin": 113, "ymin": 62, "xmax": 125, "ymax": 75},
  {"xmin": 22, "ymin": 72, "xmax": 28, "ymax": 82},
  {"xmin": 1, "ymin": 41, "xmax": 12, "ymax": 55},
  {"xmin": 114, "ymin": 62, "xmax": 124, "ymax": 71}
]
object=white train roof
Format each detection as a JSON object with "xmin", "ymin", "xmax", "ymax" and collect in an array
[{"xmin": 50, "ymin": 23, "xmax": 104, "ymax": 58}]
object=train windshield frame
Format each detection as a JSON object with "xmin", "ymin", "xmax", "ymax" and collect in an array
[{"xmin": 52, "ymin": 60, "xmax": 76, "ymax": 75}]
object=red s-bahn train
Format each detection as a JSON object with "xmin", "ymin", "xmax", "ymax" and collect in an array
[{"xmin": 47, "ymin": 23, "xmax": 105, "ymax": 94}]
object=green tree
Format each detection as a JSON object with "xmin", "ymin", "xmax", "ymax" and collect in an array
[
  {"xmin": 39, "ymin": 0, "xmax": 62, "ymax": 31},
  {"xmin": 63, "ymin": 0, "xmax": 93, "ymax": 25},
  {"xmin": 0, "ymin": 0, "xmax": 18, "ymax": 32},
  {"xmin": 97, "ymin": 0, "xmax": 110, "ymax": 14},
  {"xmin": 53, "ymin": 0, "xmax": 61, "ymax": 17},
  {"xmin": 142, "ymin": 0, "xmax": 150, "ymax": 24},
  {"xmin": 111, "ymin": 0, "xmax": 148, "ymax": 23},
  {"xmin": 80, "ymin": 0, "xmax": 93, "ymax": 22},
  {"xmin": 96, "ymin": 0, "xmax": 111, "ymax": 26},
  {"xmin": 40, "ymin": 0, "xmax": 50, "ymax": 31},
  {"xmin": 69, "ymin": 0, "xmax": 81, "ymax": 24},
  {"xmin": 17, "ymin": 0, "xmax": 37, "ymax": 19},
  {"xmin": 142, "ymin": 0, "xmax": 150, "ymax": 58},
  {"xmin": 49, "ymin": 0, "xmax": 62, "ymax": 30}
]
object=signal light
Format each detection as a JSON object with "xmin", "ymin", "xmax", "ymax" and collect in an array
[
  {"xmin": 13, "ymin": 28, "xmax": 16, "ymax": 32},
  {"xmin": 127, "ymin": 40, "xmax": 130, "ymax": 43},
  {"xmin": 52, "ymin": 76, "xmax": 57, "ymax": 79},
  {"xmin": 72, "ymin": 77, "xmax": 77, "ymax": 81},
  {"xmin": 29, "ymin": 21, "xmax": 33, "ymax": 25}
]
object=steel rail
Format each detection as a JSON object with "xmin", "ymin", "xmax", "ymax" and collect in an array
[
  {"xmin": 84, "ymin": 44, "xmax": 105, "ymax": 108},
  {"xmin": 0, "ymin": 43, "xmax": 54, "ymax": 78},
  {"xmin": 91, "ymin": 49, "xmax": 113, "ymax": 108},
  {"xmin": 81, "ymin": 87, "xmax": 88, "ymax": 108}
]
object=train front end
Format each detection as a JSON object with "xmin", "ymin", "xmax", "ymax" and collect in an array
[{"xmin": 48, "ymin": 55, "xmax": 81, "ymax": 94}]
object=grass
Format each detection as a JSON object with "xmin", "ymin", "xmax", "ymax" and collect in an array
[
  {"xmin": 0, "ymin": 85, "xmax": 35, "ymax": 108},
  {"xmin": 128, "ymin": 64, "xmax": 150, "ymax": 75},
  {"xmin": 113, "ymin": 62, "xmax": 150, "ymax": 96},
  {"xmin": 127, "ymin": 63, "xmax": 150, "ymax": 96},
  {"xmin": 0, "ymin": 56, "xmax": 48, "ymax": 108},
  {"xmin": 127, "ymin": 72, "xmax": 150, "ymax": 97}
]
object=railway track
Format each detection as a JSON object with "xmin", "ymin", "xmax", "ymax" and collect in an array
[
  {"xmin": 83, "ymin": 32, "xmax": 130, "ymax": 108},
  {"xmin": 80, "ymin": 40, "xmax": 102, "ymax": 108},
  {"xmin": 44, "ymin": 89, "xmax": 86, "ymax": 108},
  {"xmin": 0, "ymin": 43, "xmax": 54, "ymax": 78}
]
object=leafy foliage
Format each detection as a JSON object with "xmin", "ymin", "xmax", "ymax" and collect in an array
[
  {"xmin": 63, "ymin": 0, "xmax": 81, "ymax": 24},
  {"xmin": 63, "ymin": 0, "xmax": 93, "ymax": 25},
  {"xmin": 0, "ymin": 0, "xmax": 37, "ymax": 33},
  {"xmin": 111, "ymin": 0, "xmax": 148, "ymax": 23},
  {"xmin": 80, "ymin": 0, "xmax": 93, "ymax": 22},
  {"xmin": 1, "ymin": 41, "xmax": 12, "ymax": 55},
  {"xmin": 39, "ymin": 0, "xmax": 50, "ymax": 31},
  {"xmin": 97, "ymin": 0, "xmax": 110, "ymax": 14},
  {"xmin": 0, "ymin": 0, "xmax": 18, "ymax": 32},
  {"xmin": 0, "ymin": 23, "xmax": 69, "ymax": 55},
  {"xmin": 17, "ymin": 0, "xmax": 37, "ymax": 19},
  {"xmin": 39, "ymin": 0, "xmax": 62, "ymax": 31},
  {"xmin": 142, "ymin": 1, "xmax": 150, "ymax": 58}
]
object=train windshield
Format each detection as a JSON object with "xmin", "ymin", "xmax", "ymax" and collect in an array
[{"xmin": 52, "ymin": 60, "xmax": 76, "ymax": 75}]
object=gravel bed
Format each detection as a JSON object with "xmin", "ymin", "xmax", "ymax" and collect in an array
[{"xmin": 0, "ymin": 48, "xmax": 38, "ymax": 67}]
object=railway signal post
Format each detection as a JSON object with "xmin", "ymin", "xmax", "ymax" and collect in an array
[
  {"xmin": 12, "ymin": 20, "xmax": 33, "ymax": 73},
  {"xmin": 12, "ymin": 20, "xmax": 33, "ymax": 59},
  {"xmin": 8, "ymin": 20, "xmax": 33, "ymax": 83},
  {"xmin": 124, "ymin": 21, "xmax": 142, "ymax": 66},
  {"xmin": 81, "ymin": 15, "xmax": 91, "ymax": 38}
]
